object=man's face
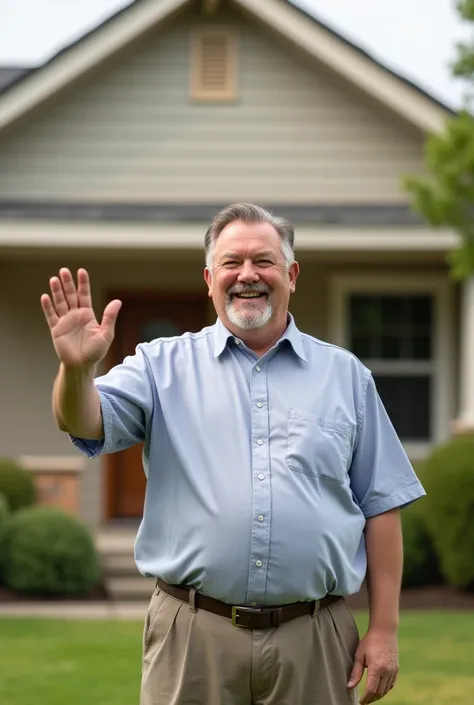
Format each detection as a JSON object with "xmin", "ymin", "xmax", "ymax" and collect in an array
[{"xmin": 204, "ymin": 220, "xmax": 299, "ymax": 333}]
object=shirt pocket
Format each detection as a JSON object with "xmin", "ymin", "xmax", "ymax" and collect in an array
[{"xmin": 286, "ymin": 409, "xmax": 352, "ymax": 484}]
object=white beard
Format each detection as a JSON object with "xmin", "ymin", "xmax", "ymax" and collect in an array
[{"xmin": 225, "ymin": 298, "xmax": 273, "ymax": 330}]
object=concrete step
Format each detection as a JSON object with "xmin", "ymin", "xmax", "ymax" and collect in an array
[
  {"xmin": 101, "ymin": 552, "xmax": 140, "ymax": 577},
  {"xmin": 107, "ymin": 576, "xmax": 155, "ymax": 602},
  {"xmin": 95, "ymin": 528, "xmax": 156, "ymax": 601}
]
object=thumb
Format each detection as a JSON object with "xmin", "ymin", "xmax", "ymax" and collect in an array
[
  {"xmin": 100, "ymin": 299, "xmax": 122, "ymax": 339},
  {"xmin": 348, "ymin": 655, "xmax": 365, "ymax": 688}
]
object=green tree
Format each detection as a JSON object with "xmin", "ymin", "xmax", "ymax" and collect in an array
[{"xmin": 405, "ymin": 0, "xmax": 474, "ymax": 280}]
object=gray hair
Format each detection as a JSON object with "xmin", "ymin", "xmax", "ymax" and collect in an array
[{"xmin": 205, "ymin": 203, "xmax": 295, "ymax": 271}]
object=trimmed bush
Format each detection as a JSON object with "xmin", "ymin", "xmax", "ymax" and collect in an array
[
  {"xmin": 420, "ymin": 435, "xmax": 474, "ymax": 590},
  {"xmin": 0, "ymin": 458, "xmax": 36, "ymax": 511},
  {"xmin": 0, "ymin": 493, "xmax": 10, "ymax": 561},
  {"xmin": 1, "ymin": 506, "xmax": 101, "ymax": 596},
  {"xmin": 402, "ymin": 500, "xmax": 441, "ymax": 588}
]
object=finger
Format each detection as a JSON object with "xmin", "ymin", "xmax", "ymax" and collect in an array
[
  {"xmin": 387, "ymin": 670, "xmax": 398, "ymax": 693},
  {"xmin": 348, "ymin": 657, "xmax": 365, "ymax": 688},
  {"xmin": 100, "ymin": 299, "xmax": 122, "ymax": 339},
  {"xmin": 359, "ymin": 674, "xmax": 380, "ymax": 705},
  {"xmin": 50, "ymin": 276, "xmax": 69, "ymax": 316},
  {"xmin": 376, "ymin": 675, "xmax": 391, "ymax": 701},
  {"xmin": 59, "ymin": 268, "xmax": 78, "ymax": 309},
  {"xmin": 40, "ymin": 294, "xmax": 59, "ymax": 329},
  {"xmin": 77, "ymin": 268, "xmax": 92, "ymax": 309}
]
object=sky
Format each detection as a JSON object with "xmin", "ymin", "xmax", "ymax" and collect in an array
[{"xmin": 0, "ymin": 0, "xmax": 470, "ymax": 108}]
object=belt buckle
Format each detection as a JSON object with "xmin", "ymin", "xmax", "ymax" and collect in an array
[{"xmin": 232, "ymin": 605, "xmax": 261, "ymax": 628}]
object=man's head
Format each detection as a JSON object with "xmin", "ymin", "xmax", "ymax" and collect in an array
[{"xmin": 204, "ymin": 203, "xmax": 299, "ymax": 341}]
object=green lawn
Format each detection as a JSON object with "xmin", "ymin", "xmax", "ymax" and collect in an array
[{"xmin": 0, "ymin": 611, "xmax": 473, "ymax": 705}]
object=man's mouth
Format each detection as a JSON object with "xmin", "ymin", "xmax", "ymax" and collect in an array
[{"xmin": 232, "ymin": 292, "xmax": 267, "ymax": 300}]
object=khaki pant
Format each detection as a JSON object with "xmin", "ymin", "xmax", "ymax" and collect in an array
[{"xmin": 140, "ymin": 585, "xmax": 360, "ymax": 705}]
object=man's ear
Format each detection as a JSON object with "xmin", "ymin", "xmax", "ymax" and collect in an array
[
  {"xmin": 289, "ymin": 261, "xmax": 299, "ymax": 294},
  {"xmin": 204, "ymin": 267, "xmax": 213, "ymax": 298}
]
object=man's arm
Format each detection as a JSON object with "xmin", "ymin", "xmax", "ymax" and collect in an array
[
  {"xmin": 348, "ymin": 509, "xmax": 401, "ymax": 704},
  {"xmin": 53, "ymin": 363, "xmax": 104, "ymax": 439},
  {"xmin": 365, "ymin": 508, "xmax": 402, "ymax": 632}
]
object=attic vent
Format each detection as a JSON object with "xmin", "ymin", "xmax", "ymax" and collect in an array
[{"xmin": 190, "ymin": 28, "xmax": 238, "ymax": 101}]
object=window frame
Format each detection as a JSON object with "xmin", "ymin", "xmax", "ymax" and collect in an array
[{"xmin": 329, "ymin": 272, "xmax": 455, "ymax": 459}]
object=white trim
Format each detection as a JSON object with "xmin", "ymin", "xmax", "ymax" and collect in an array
[
  {"xmin": 329, "ymin": 272, "xmax": 455, "ymax": 458},
  {"xmin": 453, "ymin": 275, "xmax": 474, "ymax": 433},
  {"xmin": 0, "ymin": 0, "xmax": 452, "ymax": 136},
  {"xmin": 19, "ymin": 455, "xmax": 85, "ymax": 473},
  {"xmin": 0, "ymin": 221, "xmax": 459, "ymax": 251},
  {"xmin": 235, "ymin": 0, "xmax": 451, "ymax": 133},
  {"xmin": 0, "ymin": 0, "xmax": 191, "ymax": 133}
]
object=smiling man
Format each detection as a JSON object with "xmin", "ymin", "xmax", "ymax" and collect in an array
[{"xmin": 42, "ymin": 203, "xmax": 425, "ymax": 705}]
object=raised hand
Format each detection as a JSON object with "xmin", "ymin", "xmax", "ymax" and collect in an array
[{"xmin": 41, "ymin": 268, "xmax": 122, "ymax": 368}]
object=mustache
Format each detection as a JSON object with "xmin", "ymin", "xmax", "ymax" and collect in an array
[{"xmin": 227, "ymin": 283, "xmax": 270, "ymax": 296}]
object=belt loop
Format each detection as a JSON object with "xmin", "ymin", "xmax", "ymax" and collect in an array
[
  {"xmin": 188, "ymin": 587, "xmax": 197, "ymax": 613},
  {"xmin": 154, "ymin": 579, "xmax": 160, "ymax": 596},
  {"xmin": 312, "ymin": 600, "xmax": 320, "ymax": 618},
  {"xmin": 272, "ymin": 607, "xmax": 283, "ymax": 628}
]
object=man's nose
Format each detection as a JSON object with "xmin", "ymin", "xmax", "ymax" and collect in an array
[{"xmin": 237, "ymin": 261, "xmax": 259, "ymax": 282}]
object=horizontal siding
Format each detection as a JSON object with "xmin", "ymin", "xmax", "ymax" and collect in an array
[{"xmin": 0, "ymin": 6, "xmax": 425, "ymax": 203}]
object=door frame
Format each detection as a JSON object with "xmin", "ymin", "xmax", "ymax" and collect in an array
[{"xmin": 102, "ymin": 288, "xmax": 212, "ymax": 521}]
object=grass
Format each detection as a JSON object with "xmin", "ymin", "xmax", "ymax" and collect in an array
[{"xmin": 0, "ymin": 611, "xmax": 473, "ymax": 704}]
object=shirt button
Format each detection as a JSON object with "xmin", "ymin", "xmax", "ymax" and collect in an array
[
  {"xmin": 256, "ymin": 402, "xmax": 263, "ymax": 408},
  {"xmin": 256, "ymin": 366, "xmax": 261, "ymax": 372},
  {"xmin": 257, "ymin": 439, "xmax": 263, "ymax": 446},
  {"xmin": 258, "ymin": 515, "xmax": 264, "ymax": 522},
  {"xmin": 234, "ymin": 339, "xmax": 241, "ymax": 345},
  {"xmin": 256, "ymin": 560, "xmax": 263, "ymax": 568},
  {"xmin": 258, "ymin": 474, "xmax": 265, "ymax": 481}
]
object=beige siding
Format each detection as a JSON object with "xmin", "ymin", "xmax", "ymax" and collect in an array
[{"xmin": 0, "ymin": 7, "xmax": 424, "ymax": 204}]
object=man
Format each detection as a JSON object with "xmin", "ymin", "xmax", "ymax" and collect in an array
[{"xmin": 41, "ymin": 203, "xmax": 425, "ymax": 705}]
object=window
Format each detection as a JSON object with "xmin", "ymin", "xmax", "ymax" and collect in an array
[
  {"xmin": 348, "ymin": 294, "xmax": 433, "ymax": 440},
  {"xmin": 190, "ymin": 28, "xmax": 238, "ymax": 102},
  {"xmin": 330, "ymin": 274, "xmax": 454, "ymax": 456}
]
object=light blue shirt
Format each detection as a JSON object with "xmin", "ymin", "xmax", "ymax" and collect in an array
[{"xmin": 72, "ymin": 315, "xmax": 425, "ymax": 606}]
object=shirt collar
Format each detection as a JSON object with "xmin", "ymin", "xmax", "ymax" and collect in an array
[{"xmin": 213, "ymin": 314, "xmax": 307, "ymax": 362}]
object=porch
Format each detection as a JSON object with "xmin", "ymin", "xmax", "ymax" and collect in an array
[{"xmin": 1, "ymin": 227, "xmax": 472, "ymax": 531}]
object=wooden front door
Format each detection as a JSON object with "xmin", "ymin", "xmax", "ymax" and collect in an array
[{"xmin": 106, "ymin": 292, "xmax": 209, "ymax": 519}]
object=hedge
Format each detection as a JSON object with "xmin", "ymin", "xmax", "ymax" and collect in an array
[
  {"xmin": 1, "ymin": 506, "xmax": 101, "ymax": 596},
  {"xmin": 420, "ymin": 435, "xmax": 474, "ymax": 590},
  {"xmin": 0, "ymin": 458, "xmax": 36, "ymax": 512}
]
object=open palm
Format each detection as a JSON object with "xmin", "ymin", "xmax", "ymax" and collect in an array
[{"xmin": 41, "ymin": 268, "xmax": 122, "ymax": 368}]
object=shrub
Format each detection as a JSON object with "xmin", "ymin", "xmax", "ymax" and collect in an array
[
  {"xmin": 0, "ymin": 458, "xmax": 36, "ymax": 511},
  {"xmin": 0, "ymin": 493, "xmax": 10, "ymax": 561},
  {"xmin": 1, "ymin": 506, "xmax": 101, "ymax": 596},
  {"xmin": 420, "ymin": 435, "xmax": 474, "ymax": 590},
  {"xmin": 402, "ymin": 500, "xmax": 441, "ymax": 588}
]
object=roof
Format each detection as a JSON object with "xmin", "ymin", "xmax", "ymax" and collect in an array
[
  {"xmin": 0, "ymin": 0, "xmax": 455, "ymax": 136},
  {"xmin": 0, "ymin": 66, "xmax": 33, "ymax": 93},
  {"xmin": 0, "ymin": 201, "xmax": 424, "ymax": 226}
]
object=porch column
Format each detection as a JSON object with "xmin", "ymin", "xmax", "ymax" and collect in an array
[{"xmin": 453, "ymin": 275, "xmax": 474, "ymax": 435}]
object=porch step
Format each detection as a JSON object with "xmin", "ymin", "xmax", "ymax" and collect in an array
[
  {"xmin": 96, "ymin": 527, "xmax": 154, "ymax": 601},
  {"xmin": 107, "ymin": 576, "xmax": 155, "ymax": 601}
]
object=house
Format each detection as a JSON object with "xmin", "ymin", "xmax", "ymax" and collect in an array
[{"xmin": 0, "ymin": 0, "xmax": 472, "ymax": 531}]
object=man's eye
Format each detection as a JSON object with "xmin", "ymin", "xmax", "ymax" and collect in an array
[
  {"xmin": 223, "ymin": 261, "xmax": 239, "ymax": 267},
  {"xmin": 257, "ymin": 260, "xmax": 273, "ymax": 266}
]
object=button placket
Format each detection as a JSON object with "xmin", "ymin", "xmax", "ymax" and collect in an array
[{"xmin": 247, "ymin": 361, "xmax": 272, "ymax": 604}]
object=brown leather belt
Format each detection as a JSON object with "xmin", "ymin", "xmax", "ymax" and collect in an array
[{"xmin": 157, "ymin": 579, "xmax": 342, "ymax": 629}]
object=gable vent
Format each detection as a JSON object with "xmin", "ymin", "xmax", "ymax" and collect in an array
[{"xmin": 190, "ymin": 28, "xmax": 238, "ymax": 101}]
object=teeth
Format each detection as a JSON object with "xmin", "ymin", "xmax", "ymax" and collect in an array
[{"xmin": 237, "ymin": 293, "xmax": 263, "ymax": 298}]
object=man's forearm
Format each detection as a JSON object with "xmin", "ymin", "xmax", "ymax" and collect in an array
[
  {"xmin": 364, "ymin": 508, "xmax": 403, "ymax": 632},
  {"xmin": 53, "ymin": 363, "xmax": 104, "ymax": 439}
]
